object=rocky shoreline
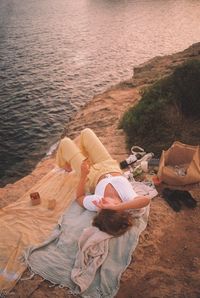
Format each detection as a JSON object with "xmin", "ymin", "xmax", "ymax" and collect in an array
[
  {"xmin": 1, "ymin": 43, "xmax": 200, "ymax": 298},
  {"xmin": 1, "ymin": 42, "xmax": 200, "ymax": 208}
]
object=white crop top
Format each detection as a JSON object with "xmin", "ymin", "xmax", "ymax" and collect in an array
[{"xmin": 83, "ymin": 175, "xmax": 138, "ymax": 211}]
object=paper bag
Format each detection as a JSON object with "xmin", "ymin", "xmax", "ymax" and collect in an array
[{"xmin": 158, "ymin": 141, "xmax": 200, "ymax": 185}]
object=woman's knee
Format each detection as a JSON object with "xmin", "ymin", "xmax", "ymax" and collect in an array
[
  {"xmin": 80, "ymin": 128, "xmax": 96, "ymax": 144},
  {"xmin": 58, "ymin": 137, "xmax": 74, "ymax": 151},
  {"xmin": 81, "ymin": 128, "xmax": 94, "ymax": 137}
]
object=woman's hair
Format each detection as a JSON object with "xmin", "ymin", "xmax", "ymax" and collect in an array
[{"xmin": 92, "ymin": 209, "xmax": 134, "ymax": 237}]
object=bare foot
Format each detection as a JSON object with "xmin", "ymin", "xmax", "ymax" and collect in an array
[{"xmin": 63, "ymin": 162, "xmax": 72, "ymax": 172}]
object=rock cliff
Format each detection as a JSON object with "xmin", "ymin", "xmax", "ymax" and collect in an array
[
  {"xmin": 1, "ymin": 42, "xmax": 199, "ymax": 207},
  {"xmin": 1, "ymin": 42, "xmax": 200, "ymax": 298}
]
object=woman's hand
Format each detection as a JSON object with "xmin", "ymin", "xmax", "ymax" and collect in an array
[
  {"xmin": 63, "ymin": 162, "xmax": 72, "ymax": 172},
  {"xmin": 80, "ymin": 159, "xmax": 90, "ymax": 178},
  {"xmin": 92, "ymin": 197, "xmax": 120, "ymax": 210},
  {"xmin": 93, "ymin": 196, "xmax": 150, "ymax": 211}
]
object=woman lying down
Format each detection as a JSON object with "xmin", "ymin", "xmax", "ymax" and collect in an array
[{"xmin": 56, "ymin": 128, "xmax": 150, "ymax": 237}]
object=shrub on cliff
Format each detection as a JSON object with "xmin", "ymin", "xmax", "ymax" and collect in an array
[{"xmin": 119, "ymin": 59, "xmax": 200, "ymax": 156}]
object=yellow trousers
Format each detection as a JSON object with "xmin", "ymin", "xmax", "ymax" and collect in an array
[{"xmin": 56, "ymin": 128, "xmax": 122, "ymax": 192}]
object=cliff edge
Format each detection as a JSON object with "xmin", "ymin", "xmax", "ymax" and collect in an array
[{"xmin": 1, "ymin": 43, "xmax": 200, "ymax": 298}]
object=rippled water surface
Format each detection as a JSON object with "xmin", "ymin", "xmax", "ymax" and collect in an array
[{"xmin": 0, "ymin": 0, "xmax": 200, "ymax": 186}]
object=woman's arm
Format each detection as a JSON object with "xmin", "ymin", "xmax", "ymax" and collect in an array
[
  {"xmin": 115, "ymin": 196, "xmax": 150, "ymax": 211},
  {"xmin": 76, "ymin": 176, "xmax": 88, "ymax": 207},
  {"xmin": 93, "ymin": 196, "xmax": 150, "ymax": 211},
  {"xmin": 76, "ymin": 159, "xmax": 90, "ymax": 207}
]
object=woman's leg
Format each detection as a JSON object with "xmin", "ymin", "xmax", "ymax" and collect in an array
[
  {"xmin": 56, "ymin": 128, "xmax": 114, "ymax": 180},
  {"xmin": 56, "ymin": 137, "xmax": 86, "ymax": 175},
  {"xmin": 80, "ymin": 128, "xmax": 112, "ymax": 164}
]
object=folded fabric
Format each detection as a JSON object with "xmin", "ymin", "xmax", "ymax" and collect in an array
[
  {"xmin": 128, "ymin": 178, "xmax": 158, "ymax": 217},
  {"xmin": 129, "ymin": 178, "xmax": 158, "ymax": 199},
  {"xmin": 71, "ymin": 226, "xmax": 113, "ymax": 292},
  {"xmin": 24, "ymin": 201, "xmax": 150, "ymax": 298}
]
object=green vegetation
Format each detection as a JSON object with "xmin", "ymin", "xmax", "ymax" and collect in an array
[{"xmin": 119, "ymin": 59, "xmax": 200, "ymax": 156}]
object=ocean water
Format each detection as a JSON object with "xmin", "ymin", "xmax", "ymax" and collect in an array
[{"xmin": 0, "ymin": 0, "xmax": 200, "ymax": 187}]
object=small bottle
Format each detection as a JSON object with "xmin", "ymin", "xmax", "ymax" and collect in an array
[
  {"xmin": 141, "ymin": 158, "xmax": 160, "ymax": 172},
  {"xmin": 148, "ymin": 158, "xmax": 160, "ymax": 167},
  {"xmin": 120, "ymin": 153, "xmax": 141, "ymax": 169}
]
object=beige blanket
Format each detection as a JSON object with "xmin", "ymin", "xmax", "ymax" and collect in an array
[
  {"xmin": 0, "ymin": 167, "xmax": 79, "ymax": 294},
  {"xmin": 71, "ymin": 226, "xmax": 113, "ymax": 292}
]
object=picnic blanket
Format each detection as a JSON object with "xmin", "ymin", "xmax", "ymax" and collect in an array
[
  {"xmin": 0, "ymin": 167, "xmax": 79, "ymax": 294},
  {"xmin": 24, "ymin": 202, "xmax": 150, "ymax": 298},
  {"xmin": 0, "ymin": 163, "xmax": 156, "ymax": 296}
]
